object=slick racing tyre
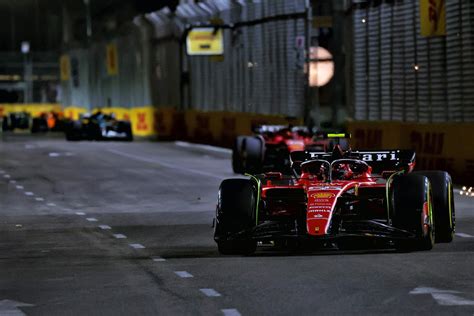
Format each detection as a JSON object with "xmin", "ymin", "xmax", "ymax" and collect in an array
[
  {"xmin": 241, "ymin": 136, "xmax": 264, "ymax": 174},
  {"xmin": 232, "ymin": 137, "xmax": 245, "ymax": 174},
  {"xmin": 414, "ymin": 171, "xmax": 455, "ymax": 243},
  {"xmin": 392, "ymin": 174, "xmax": 434, "ymax": 251},
  {"xmin": 214, "ymin": 179, "xmax": 257, "ymax": 255},
  {"xmin": 65, "ymin": 121, "xmax": 82, "ymax": 141},
  {"xmin": 118, "ymin": 121, "xmax": 133, "ymax": 141}
]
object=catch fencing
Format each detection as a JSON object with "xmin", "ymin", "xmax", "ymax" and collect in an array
[{"xmin": 352, "ymin": 0, "xmax": 474, "ymax": 122}]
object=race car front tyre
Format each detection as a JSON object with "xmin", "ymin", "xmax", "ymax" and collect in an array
[
  {"xmin": 391, "ymin": 174, "xmax": 434, "ymax": 251},
  {"xmin": 414, "ymin": 171, "xmax": 455, "ymax": 243},
  {"xmin": 214, "ymin": 179, "xmax": 257, "ymax": 255}
]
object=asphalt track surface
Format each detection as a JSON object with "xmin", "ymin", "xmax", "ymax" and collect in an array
[{"xmin": 1, "ymin": 134, "xmax": 474, "ymax": 316}]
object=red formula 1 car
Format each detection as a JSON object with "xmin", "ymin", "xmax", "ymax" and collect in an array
[
  {"xmin": 232, "ymin": 125, "xmax": 334, "ymax": 174},
  {"xmin": 215, "ymin": 137, "xmax": 455, "ymax": 255}
]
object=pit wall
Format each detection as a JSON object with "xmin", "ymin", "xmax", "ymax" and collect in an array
[{"xmin": 347, "ymin": 121, "xmax": 474, "ymax": 185}]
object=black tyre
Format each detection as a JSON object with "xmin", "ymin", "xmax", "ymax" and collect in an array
[
  {"xmin": 118, "ymin": 121, "xmax": 133, "ymax": 141},
  {"xmin": 242, "ymin": 136, "xmax": 264, "ymax": 174},
  {"xmin": 214, "ymin": 179, "xmax": 258, "ymax": 255},
  {"xmin": 65, "ymin": 122, "xmax": 82, "ymax": 141},
  {"xmin": 414, "ymin": 171, "xmax": 455, "ymax": 243},
  {"xmin": 232, "ymin": 137, "xmax": 244, "ymax": 174},
  {"xmin": 2, "ymin": 116, "xmax": 10, "ymax": 131},
  {"xmin": 391, "ymin": 174, "xmax": 434, "ymax": 251}
]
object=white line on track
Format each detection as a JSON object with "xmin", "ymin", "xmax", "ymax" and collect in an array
[
  {"xmin": 3, "ymin": 174, "xmax": 11, "ymax": 178},
  {"xmin": 175, "ymin": 141, "xmax": 232, "ymax": 154},
  {"xmin": 200, "ymin": 288, "xmax": 221, "ymax": 297},
  {"xmin": 9, "ymin": 180, "xmax": 16, "ymax": 184},
  {"xmin": 35, "ymin": 197, "xmax": 44, "ymax": 202},
  {"xmin": 98, "ymin": 225, "xmax": 112, "ymax": 230},
  {"xmin": 75, "ymin": 212, "xmax": 86, "ymax": 216},
  {"xmin": 47, "ymin": 203, "xmax": 56, "ymax": 207},
  {"xmin": 152, "ymin": 257, "xmax": 166, "ymax": 262},
  {"xmin": 222, "ymin": 309, "xmax": 242, "ymax": 316},
  {"xmin": 129, "ymin": 243, "xmax": 145, "ymax": 249},
  {"xmin": 16, "ymin": 185, "xmax": 24, "ymax": 190},
  {"xmin": 174, "ymin": 271, "xmax": 193, "ymax": 278},
  {"xmin": 107, "ymin": 149, "xmax": 222, "ymax": 180},
  {"xmin": 86, "ymin": 218, "xmax": 98, "ymax": 222},
  {"xmin": 456, "ymin": 233, "xmax": 474, "ymax": 238},
  {"xmin": 24, "ymin": 192, "xmax": 34, "ymax": 196},
  {"xmin": 113, "ymin": 234, "xmax": 127, "ymax": 239}
]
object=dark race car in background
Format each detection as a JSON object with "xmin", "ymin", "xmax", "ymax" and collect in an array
[
  {"xmin": 65, "ymin": 111, "xmax": 133, "ymax": 141},
  {"xmin": 2, "ymin": 112, "xmax": 31, "ymax": 131},
  {"xmin": 232, "ymin": 125, "xmax": 343, "ymax": 174},
  {"xmin": 215, "ymin": 140, "xmax": 455, "ymax": 255}
]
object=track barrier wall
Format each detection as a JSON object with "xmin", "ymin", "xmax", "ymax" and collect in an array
[{"xmin": 347, "ymin": 121, "xmax": 474, "ymax": 185}]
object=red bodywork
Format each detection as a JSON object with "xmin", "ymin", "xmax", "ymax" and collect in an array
[{"xmin": 260, "ymin": 160, "xmax": 389, "ymax": 239}]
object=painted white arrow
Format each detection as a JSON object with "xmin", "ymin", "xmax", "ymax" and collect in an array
[
  {"xmin": 410, "ymin": 287, "xmax": 474, "ymax": 306},
  {"xmin": 0, "ymin": 299, "xmax": 34, "ymax": 316}
]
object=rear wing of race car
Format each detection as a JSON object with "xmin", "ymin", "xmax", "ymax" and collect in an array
[{"xmin": 290, "ymin": 149, "xmax": 416, "ymax": 174}]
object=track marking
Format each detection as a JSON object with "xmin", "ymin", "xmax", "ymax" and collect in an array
[
  {"xmin": 113, "ymin": 234, "xmax": 127, "ymax": 239},
  {"xmin": 16, "ymin": 185, "xmax": 24, "ymax": 190},
  {"xmin": 4, "ymin": 174, "xmax": 11, "ymax": 178},
  {"xmin": 75, "ymin": 212, "xmax": 86, "ymax": 216},
  {"xmin": 174, "ymin": 271, "xmax": 193, "ymax": 278},
  {"xmin": 410, "ymin": 287, "xmax": 474, "ymax": 306},
  {"xmin": 86, "ymin": 218, "xmax": 98, "ymax": 222},
  {"xmin": 200, "ymin": 288, "xmax": 221, "ymax": 297},
  {"xmin": 456, "ymin": 233, "xmax": 474, "ymax": 238},
  {"xmin": 98, "ymin": 225, "xmax": 112, "ymax": 230},
  {"xmin": 9, "ymin": 180, "xmax": 16, "ymax": 184},
  {"xmin": 129, "ymin": 243, "xmax": 145, "ymax": 249},
  {"xmin": 107, "ymin": 149, "xmax": 222, "ymax": 180},
  {"xmin": 175, "ymin": 141, "xmax": 232, "ymax": 154},
  {"xmin": 152, "ymin": 257, "xmax": 166, "ymax": 262},
  {"xmin": 47, "ymin": 203, "xmax": 56, "ymax": 207},
  {"xmin": 48, "ymin": 153, "xmax": 60, "ymax": 157},
  {"xmin": 24, "ymin": 192, "xmax": 34, "ymax": 196},
  {"xmin": 222, "ymin": 309, "xmax": 242, "ymax": 316},
  {"xmin": 35, "ymin": 197, "xmax": 44, "ymax": 202}
]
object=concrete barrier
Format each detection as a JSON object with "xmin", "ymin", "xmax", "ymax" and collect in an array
[{"xmin": 347, "ymin": 121, "xmax": 474, "ymax": 185}]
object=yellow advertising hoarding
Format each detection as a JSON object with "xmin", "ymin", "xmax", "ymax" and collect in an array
[
  {"xmin": 106, "ymin": 43, "xmax": 119, "ymax": 75},
  {"xmin": 420, "ymin": 0, "xmax": 446, "ymax": 36},
  {"xmin": 59, "ymin": 55, "xmax": 70, "ymax": 81},
  {"xmin": 186, "ymin": 28, "xmax": 224, "ymax": 56}
]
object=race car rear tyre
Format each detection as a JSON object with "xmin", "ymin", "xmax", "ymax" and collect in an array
[
  {"xmin": 242, "ymin": 136, "xmax": 264, "ymax": 174},
  {"xmin": 391, "ymin": 174, "xmax": 434, "ymax": 251},
  {"xmin": 118, "ymin": 121, "xmax": 133, "ymax": 141},
  {"xmin": 414, "ymin": 171, "xmax": 455, "ymax": 243},
  {"xmin": 214, "ymin": 179, "xmax": 257, "ymax": 255},
  {"xmin": 232, "ymin": 137, "xmax": 245, "ymax": 174}
]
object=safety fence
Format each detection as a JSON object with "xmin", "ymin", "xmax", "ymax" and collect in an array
[{"xmin": 352, "ymin": 0, "xmax": 474, "ymax": 122}]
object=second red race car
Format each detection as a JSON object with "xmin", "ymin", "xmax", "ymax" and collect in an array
[
  {"xmin": 232, "ymin": 125, "xmax": 335, "ymax": 174},
  {"xmin": 215, "ymin": 135, "xmax": 455, "ymax": 255}
]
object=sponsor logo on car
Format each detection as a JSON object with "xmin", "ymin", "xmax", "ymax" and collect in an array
[
  {"xmin": 309, "ymin": 186, "xmax": 342, "ymax": 191},
  {"xmin": 311, "ymin": 192, "xmax": 335, "ymax": 199}
]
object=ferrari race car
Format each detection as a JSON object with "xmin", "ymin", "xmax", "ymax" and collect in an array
[
  {"xmin": 214, "ymin": 138, "xmax": 455, "ymax": 255},
  {"xmin": 232, "ymin": 125, "xmax": 336, "ymax": 174},
  {"xmin": 65, "ymin": 111, "xmax": 133, "ymax": 141}
]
